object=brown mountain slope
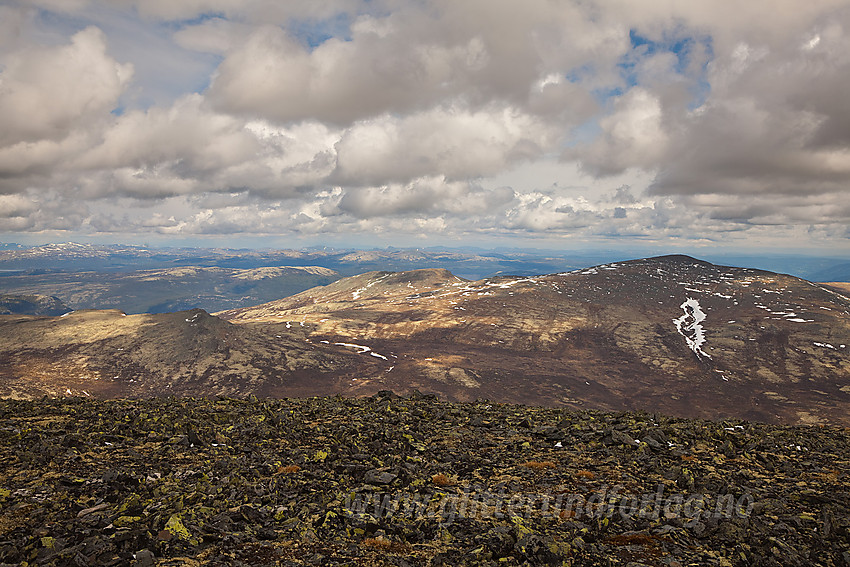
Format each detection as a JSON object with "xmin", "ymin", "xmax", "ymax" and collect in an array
[
  {"xmin": 826, "ymin": 282, "xmax": 850, "ymax": 295},
  {"xmin": 220, "ymin": 256, "xmax": 850, "ymax": 425},
  {"xmin": 0, "ymin": 308, "xmax": 378, "ymax": 399}
]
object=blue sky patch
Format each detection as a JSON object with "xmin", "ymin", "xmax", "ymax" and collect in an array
[
  {"xmin": 289, "ymin": 13, "xmax": 354, "ymax": 49},
  {"xmin": 619, "ymin": 28, "xmax": 713, "ymax": 108}
]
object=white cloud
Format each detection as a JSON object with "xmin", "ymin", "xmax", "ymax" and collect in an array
[
  {"xmin": 332, "ymin": 104, "xmax": 554, "ymax": 186},
  {"xmin": 332, "ymin": 177, "xmax": 515, "ymax": 218},
  {"xmin": 75, "ymin": 94, "xmax": 258, "ymax": 183},
  {"xmin": 0, "ymin": 26, "xmax": 132, "ymax": 146},
  {"xmin": 576, "ymin": 88, "xmax": 668, "ymax": 175}
]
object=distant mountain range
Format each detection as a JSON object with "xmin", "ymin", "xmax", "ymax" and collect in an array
[
  {"xmin": 811, "ymin": 262, "xmax": 850, "ymax": 282},
  {"xmin": 0, "ymin": 265, "xmax": 338, "ymax": 314},
  {"xmin": 2, "ymin": 255, "xmax": 848, "ymax": 426},
  {"xmin": 0, "ymin": 242, "xmax": 580, "ymax": 279},
  {"xmin": 2, "ymin": 242, "xmax": 848, "ymax": 282}
]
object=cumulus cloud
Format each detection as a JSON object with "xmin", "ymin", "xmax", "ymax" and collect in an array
[
  {"xmin": 332, "ymin": 104, "xmax": 553, "ymax": 186},
  {"xmin": 205, "ymin": 1, "xmax": 611, "ymax": 126},
  {"xmin": 0, "ymin": 26, "xmax": 132, "ymax": 146},
  {"xmin": 1, "ymin": 0, "xmax": 850, "ymax": 251},
  {"xmin": 332, "ymin": 177, "xmax": 515, "ymax": 218},
  {"xmin": 647, "ymin": 15, "xmax": 850, "ymax": 201},
  {"xmin": 206, "ymin": 22, "xmax": 494, "ymax": 125},
  {"xmin": 575, "ymin": 88, "xmax": 669, "ymax": 176},
  {"xmin": 0, "ymin": 190, "xmax": 90, "ymax": 232}
]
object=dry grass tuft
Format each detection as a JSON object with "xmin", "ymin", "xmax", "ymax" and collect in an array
[
  {"xmin": 361, "ymin": 537, "xmax": 392, "ymax": 550},
  {"xmin": 431, "ymin": 473, "xmax": 456, "ymax": 486},
  {"xmin": 360, "ymin": 537, "xmax": 409, "ymax": 553}
]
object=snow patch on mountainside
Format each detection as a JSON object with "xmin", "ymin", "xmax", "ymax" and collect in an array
[{"xmin": 674, "ymin": 297, "xmax": 712, "ymax": 359}]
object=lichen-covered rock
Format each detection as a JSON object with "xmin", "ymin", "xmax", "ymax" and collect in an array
[{"xmin": 1, "ymin": 396, "xmax": 848, "ymax": 566}]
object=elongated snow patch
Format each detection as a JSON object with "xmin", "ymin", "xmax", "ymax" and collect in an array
[
  {"xmin": 674, "ymin": 297, "xmax": 712, "ymax": 359},
  {"xmin": 334, "ymin": 342, "xmax": 389, "ymax": 360}
]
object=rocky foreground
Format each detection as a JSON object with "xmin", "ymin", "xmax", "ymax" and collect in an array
[{"xmin": 1, "ymin": 395, "xmax": 849, "ymax": 566}]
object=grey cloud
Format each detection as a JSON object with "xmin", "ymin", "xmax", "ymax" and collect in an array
[
  {"xmin": 173, "ymin": 17, "xmax": 252, "ymax": 55},
  {"xmin": 128, "ymin": 0, "xmax": 366, "ymax": 24},
  {"xmin": 0, "ymin": 190, "xmax": 89, "ymax": 232},
  {"xmin": 610, "ymin": 186, "xmax": 638, "ymax": 205},
  {"xmin": 0, "ymin": 194, "xmax": 38, "ymax": 219},
  {"xmin": 206, "ymin": 1, "xmax": 609, "ymax": 127},
  {"xmin": 694, "ymin": 193, "xmax": 850, "ymax": 225},
  {"xmin": 0, "ymin": 4, "xmax": 25, "ymax": 49},
  {"xmin": 206, "ymin": 23, "xmax": 491, "ymax": 125},
  {"xmin": 603, "ymin": 6, "xmax": 850, "ymax": 206}
]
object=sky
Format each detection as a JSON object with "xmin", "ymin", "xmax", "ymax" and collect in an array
[{"xmin": 1, "ymin": 0, "xmax": 849, "ymax": 254}]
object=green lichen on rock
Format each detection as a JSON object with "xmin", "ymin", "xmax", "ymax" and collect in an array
[
  {"xmin": 40, "ymin": 536, "xmax": 55, "ymax": 549},
  {"xmin": 113, "ymin": 515, "xmax": 143, "ymax": 528},
  {"xmin": 164, "ymin": 514, "xmax": 196, "ymax": 544}
]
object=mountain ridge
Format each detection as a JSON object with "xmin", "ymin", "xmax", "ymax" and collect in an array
[
  {"xmin": 220, "ymin": 255, "xmax": 850, "ymax": 425},
  {"xmin": 2, "ymin": 255, "xmax": 849, "ymax": 426}
]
